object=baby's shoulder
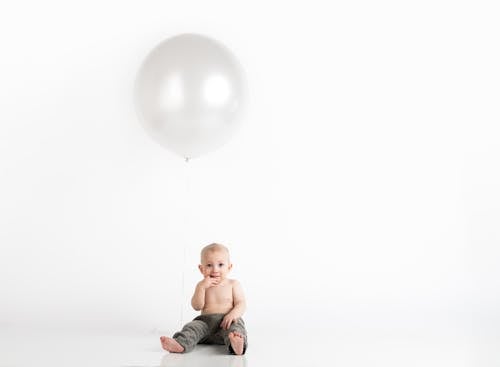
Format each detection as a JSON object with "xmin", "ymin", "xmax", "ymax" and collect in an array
[{"xmin": 227, "ymin": 278, "xmax": 241, "ymax": 287}]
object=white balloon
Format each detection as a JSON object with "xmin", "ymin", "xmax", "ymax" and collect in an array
[{"xmin": 134, "ymin": 33, "xmax": 248, "ymax": 159}]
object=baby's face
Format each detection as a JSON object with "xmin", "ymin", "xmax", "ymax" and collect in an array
[{"xmin": 199, "ymin": 250, "xmax": 232, "ymax": 281}]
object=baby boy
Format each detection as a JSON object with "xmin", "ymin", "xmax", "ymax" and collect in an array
[{"xmin": 160, "ymin": 243, "xmax": 247, "ymax": 355}]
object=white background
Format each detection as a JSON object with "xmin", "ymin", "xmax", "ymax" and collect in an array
[{"xmin": 0, "ymin": 0, "xmax": 499, "ymax": 341}]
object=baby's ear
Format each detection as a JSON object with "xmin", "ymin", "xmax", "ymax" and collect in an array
[
  {"xmin": 228, "ymin": 263, "xmax": 233, "ymax": 271},
  {"xmin": 198, "ymin": 264, "xmax": 204, "ymax": 274}
]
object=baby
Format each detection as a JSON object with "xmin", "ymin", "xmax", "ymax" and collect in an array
[{"xmin": 160, "ymin": 243, "xmax": 247, "ymax": 355}]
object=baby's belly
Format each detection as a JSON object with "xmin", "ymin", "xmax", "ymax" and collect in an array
[{"xmin": 202, "ymin": 302, "xmax": 233, "ymax": 315}]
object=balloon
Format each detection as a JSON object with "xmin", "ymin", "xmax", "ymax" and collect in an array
[{"xmin": 134, "ymin": 33, "xmax": 248, "ymax": 160}]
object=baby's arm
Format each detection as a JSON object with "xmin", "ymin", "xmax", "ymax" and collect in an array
[
  {"xmin": 191, "ymin": 275, "xmax": 219, "ymax": 310},
  {"xmin": 220, "ymin": 280, "xmax": 246, "ymax": 330}
]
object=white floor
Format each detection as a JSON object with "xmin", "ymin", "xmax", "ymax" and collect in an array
[{"xmin": 1, "ymin": 327, "xmax": 499, "ymax": 367}]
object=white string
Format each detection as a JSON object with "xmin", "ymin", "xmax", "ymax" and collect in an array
[{"xmin": 179, "ymin": 157, "xmax": 191, "ymax": 326}]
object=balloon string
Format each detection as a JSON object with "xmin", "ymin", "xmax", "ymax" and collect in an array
[{"xmin": 180, "ymin": 158, "xmax": 191, "ymax": 326}]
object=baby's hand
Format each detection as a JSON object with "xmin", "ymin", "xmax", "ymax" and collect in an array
[
  {"xmin": 220, "ymin": 313, "xmax": 236, "ymax": 330},
  {"xmin": 200, "ymin": 275, "xmax": 220, "ymax": 289}
]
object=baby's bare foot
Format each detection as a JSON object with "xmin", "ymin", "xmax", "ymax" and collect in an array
[
  {"xmin": 160, "ymin": 336, "xmax": 184, "ymax": 353},
  {"xmin": 228, "ymin": 332, "xmax": 245, "ymax": 355}
]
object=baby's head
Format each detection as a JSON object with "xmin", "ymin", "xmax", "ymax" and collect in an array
[{"xmin": 199, "ymin": 243, "xmax": 233, "ymax": 280}]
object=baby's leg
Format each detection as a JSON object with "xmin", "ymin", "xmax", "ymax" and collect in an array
[
  {"xmin": 223, "ymin": 318, "xmax": 248, "ymax": 355},
  {"xmin": 160, "ymin": 320, "xmax": 209, "ymax": 353}
]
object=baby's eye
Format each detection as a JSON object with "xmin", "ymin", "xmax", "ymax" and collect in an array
[
  {"xmin": 206, "ymin": 264, "xmax": 212, "ymax": 268},
  {"xmin": 219, "ymin": 263, "xmax": 224, "ymax": 267}
]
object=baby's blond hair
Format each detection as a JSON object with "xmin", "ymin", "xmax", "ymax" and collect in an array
[{"xmin": 200, "ymin": 243, "xmax": 230, "ymax": 262}]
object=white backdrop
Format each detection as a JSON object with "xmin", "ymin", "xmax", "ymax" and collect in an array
[{"xmin": 0, "ymin": 0, "xmax": 499, "ymax": 339}]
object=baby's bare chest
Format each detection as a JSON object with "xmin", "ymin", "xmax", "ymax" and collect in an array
[{"xmin": 205, "ymin": 284, "xmax": 233, "ymax": 305}]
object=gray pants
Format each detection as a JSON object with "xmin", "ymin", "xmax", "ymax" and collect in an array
[{"xmin": 173, "ymin": 313, "xmax": 247, "ymax": 354}]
